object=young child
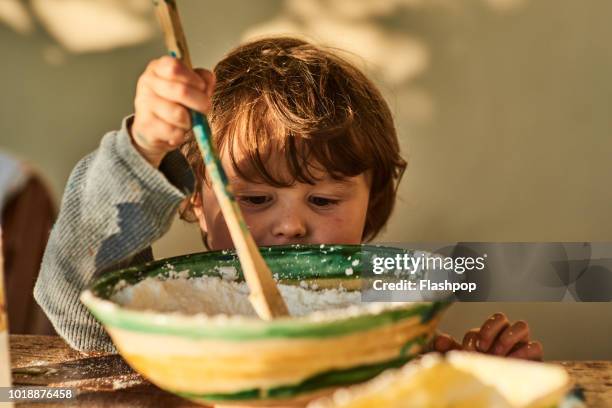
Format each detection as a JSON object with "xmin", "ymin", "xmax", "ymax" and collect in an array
[{"xmin": 34, "ymin": 37, "xmax": 542, "ymax": 360}]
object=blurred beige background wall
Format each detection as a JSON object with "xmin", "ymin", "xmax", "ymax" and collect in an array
[{"xmin": 0, "ymin": 0, "xmax": 610, "ymax": 359}]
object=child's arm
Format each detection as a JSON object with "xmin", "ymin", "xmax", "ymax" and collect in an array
[
  {"xmin": 33, "ymin": 119, "xmax": 191, "ymax": 352},
  {"xmin": 33, "ymin": 57, "xmax": 214, "ymax": 352}
]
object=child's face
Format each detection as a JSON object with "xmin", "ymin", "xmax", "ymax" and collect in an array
[{"xmin": 193, "ymin": 152, "xmax": 370, "ymax": 250}]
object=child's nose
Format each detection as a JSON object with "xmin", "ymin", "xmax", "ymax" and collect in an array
[{"xmin": 271, "ymin": 212, "xmax": 307, "ymax": 240}]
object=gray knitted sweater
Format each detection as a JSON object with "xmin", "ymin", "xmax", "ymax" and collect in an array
[{"xmin": 33, "ymin": 116, "xmax": 195, "ymax": 352}]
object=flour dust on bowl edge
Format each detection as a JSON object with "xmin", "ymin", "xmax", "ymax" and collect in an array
[{"xmin": 80, "ymin": 244, "xmax": 451, "ymax": 406}]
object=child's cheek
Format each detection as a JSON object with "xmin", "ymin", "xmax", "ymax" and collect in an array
[
  {"xmin": 315, "ymin": 213, "xmax": 363, "ymax": 244},
  {"xmin": 242, "ymin": 210, "xmax": 275, "ymax": 241}
]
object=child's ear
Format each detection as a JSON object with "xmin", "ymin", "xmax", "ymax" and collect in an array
[{"xmin": 190, "ymin": 194, "xmax": 208, "ymax": 235}]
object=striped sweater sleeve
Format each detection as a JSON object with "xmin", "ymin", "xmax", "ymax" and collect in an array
[{"xmin": 33, "ymin": 116, "xmax": 194, "ymax": 352}]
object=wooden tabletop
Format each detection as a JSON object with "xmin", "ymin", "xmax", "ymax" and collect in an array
[
  {"xmin": 8, "ymin": 335, "xmax": 612, "ymax": 407},
  {"xmin": 9, "ymin": 335, "xmax": 200, "ymax": 407}
]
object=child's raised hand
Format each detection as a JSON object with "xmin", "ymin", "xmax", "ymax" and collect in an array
[
  {"xmin": 431, "ymin": 313, "xmax": 543, "ymax": 361},
  {"xmin": 130, "ymin": 56, "xmax": 215, "ymax": 167}
]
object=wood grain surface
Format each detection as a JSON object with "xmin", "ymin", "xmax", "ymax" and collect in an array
[{"xmin": 9, "ymin": 335, "xmax": 612, "ymax": 407}]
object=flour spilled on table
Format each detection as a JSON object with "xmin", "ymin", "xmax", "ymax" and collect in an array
[{"xmin": 111, "ymin": 269, "xmax": 362, "ymax": 318}]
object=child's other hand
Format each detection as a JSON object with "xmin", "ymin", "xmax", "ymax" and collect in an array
[
  {"xmin": 432, "ymin": 313, "xmax": 543, "ymax": 361},
  {"xmin": 130, "ymin": 56, "xmax": 215, "ymax": 167}
]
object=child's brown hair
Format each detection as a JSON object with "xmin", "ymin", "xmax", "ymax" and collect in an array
[{"xmin": 181, "ymin": 37, "xmax": 406, "ymax": 241}]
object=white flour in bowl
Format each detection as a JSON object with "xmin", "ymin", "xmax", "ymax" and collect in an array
[{"xmin": 111, "ymin": 274, "xmax": 361, "ymax": 317}]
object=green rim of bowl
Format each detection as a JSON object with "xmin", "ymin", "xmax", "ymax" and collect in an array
[{"xmin": 81, "ymin": 244, "xmax": 453, "ymax": 341}]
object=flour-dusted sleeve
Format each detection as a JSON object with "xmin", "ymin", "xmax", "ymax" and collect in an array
[{"xmin": 34, "ymin": 117, "xmax": 194, "ymax": 352}]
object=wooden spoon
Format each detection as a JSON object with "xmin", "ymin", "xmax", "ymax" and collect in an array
[{"xmin": 153, "ymin": 0, "xmax": 289, "ymax": 319}]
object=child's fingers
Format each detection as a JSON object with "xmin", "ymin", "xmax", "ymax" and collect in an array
[
  {"xmin": 508, "ymin": 341, "xmax": 543, "ymax": 361},
  {"xmin": 433, "ymin": 333, "xmax": 462, "ymax": 353},
  {"xmin": 147, "ymin": 92, "xmax": 192, "ymax": 130},
  {"xmin": 476, "ymin": 312, "xmax": 510, "ymax": 352},
  {"xmin": 134, "ymin": 110, "xmax": 187, "ymax": 148},
  {"xmin": 462, "ymin": 328, "xmax": 480, "ymax": 351},
  {"xmin": 489, "ymin": 320, "xmax": 530, "ymax": 356},
  {"xmin": 152, "ymin": 56, "xmax": 206, "ymax": 90},
  {"xmin": 149, "ymin": 113, "xmax": 189, "ymax": 147},
  {"xmin": 134, "ymin": 89, "xmax": 188, "ymax": 145},
  {"xmin": 194, "ymin": 68, "xmax": 216, "ymax": 99},
  {"xmin": 146, "ymin": 74, "xmax": 211, "ymax": 114}
]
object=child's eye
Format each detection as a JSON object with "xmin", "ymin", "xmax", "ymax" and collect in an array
[
  {"xmin": 239, "ymin": 195, "xmax": 272, "ymax": 206},
  {"xmin": 309, "ymin": 196, "xmax": 340, "ymax": 207}
]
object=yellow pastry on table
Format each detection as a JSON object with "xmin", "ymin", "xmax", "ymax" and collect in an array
[{"xmin": 309, "ymin": 351, "xmax": 581, "ymax": 408}]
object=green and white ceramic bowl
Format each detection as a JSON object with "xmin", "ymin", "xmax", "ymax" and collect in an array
[{"xmin": 80, "ymin": 244, "xmax": 451, "ymax": 407}]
